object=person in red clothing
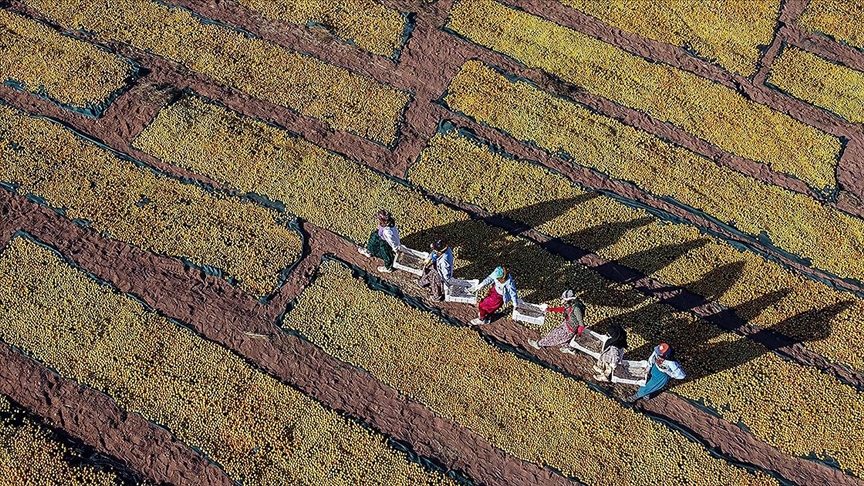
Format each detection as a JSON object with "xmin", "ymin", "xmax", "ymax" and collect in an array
[
  {"xmin": 528, "ymin": 290, "xmax": 585, "ymax": 350},
  {"xmin": 469, "ymin": 266, "xmax": 519, "ymax": 326}
]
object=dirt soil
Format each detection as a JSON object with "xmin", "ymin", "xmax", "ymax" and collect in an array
[{"xmin": 2, "ymin": 0, "xmax": 864, "ymax": 484}]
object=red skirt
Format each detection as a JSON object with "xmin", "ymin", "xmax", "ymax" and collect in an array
[{"xmin": 478, "ymin": 287, "xmax": 504, "ymax": 319}]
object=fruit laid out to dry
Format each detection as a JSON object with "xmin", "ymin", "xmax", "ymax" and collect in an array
[
  {"xmin": 555, "ymin": 0, "xmax": 780, "ymax": 76},
  {"xmin": 282, "ymin": 260, "xmax": 776, "ymax": 486},
  {"xmin": 411, "ymin": 130, "xmax": 864, "ymax": 372},
  {"xmin": 18, "ymin": 0, "xmax": 409, "ymax": 145},
  {"xmin": 0, "ymin": 104, "xmax": 302, "ymax": 296},
  {"xmin": 133, "ymin": 94, "xmax": 468, "ymax": 245},
  {"xmin": 3, "ymin": 0, "xmax": 864, "ymax": 482},
  {"xmin": 131, "ymin": 90, "xmax": 864, "ymax": 476},
  {"xmin": 447, "ymin": 0, "xmax": 840, "ymax": 192},
  {"xmin": 768, "ymin": 46, "xmax": 864, "ymax": 124},
  {"xmin": 287, "ymin": 238, "xmax": 864, "ymax": 479},
  {"xmin": 0, "ymin": 9, "xmax": 133, "ymax": 113},
  {"xmin": 444, "ymin": 60, "xmax": 864, "ymax": 286},
  {"xmin": 234, "ymin": 0, "xmax": 406, "ymax": 58},
  {"xmin": 0, "ymin": 395, "xmax": 124, "ymax": 485},
  {"xmin": 798, "ymin": 0, "xmax": 864, "ymax": 51},
  {"xmin": 0, "ymin": 236, "xmax": 451, "ymax": 486}
]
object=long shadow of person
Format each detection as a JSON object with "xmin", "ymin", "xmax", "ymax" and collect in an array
[
  {"xmin": 685, "ymin": 261, "xmax": 747, "ymax": 303},
  {"xmin": 398, "ymin": 195, "xmax": 850, "ymax": 388},
  {"xmin": 540, "ymin": 216, "xmax": 654, "ymax": 254},
  {"xmin": 613, "ymin": 238, "xmax": 711, "ymax": 284},
  {"xmin": 612, "ymin": 265, "xmax": 753, "ymax": 364},
  {"xmin": 400, "ymin": 196, "xmax": 653, "ymax": 309},
  {"xmin": 608, "ymin": 289, "xmax": 850, "ymax": 386}
]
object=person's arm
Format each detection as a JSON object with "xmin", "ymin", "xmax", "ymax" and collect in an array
[
  {"xmin": 662, "ymin": 361, "xmax": 686, "ymax": 380},
  {"xmin": 476, "ymin": 272, "xmax": 494, "ymax": 290},
  {"xmin": 646, "ymin": 351, "xmax": 658, "ymax": 368},
  {"xmin": 381, "ymin": 226, "xmax": 401, "ymax": 251},
  {"xmin": 546, "ymin": 306, "xmax": 565, "ymax": 313},
  {"xmin": 570, "ymin": 304, "xmax": 585, "ymax": 329}
]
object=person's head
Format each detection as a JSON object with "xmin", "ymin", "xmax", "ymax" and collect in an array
[
  {"xmin": 560, "ymin": 289, "xmax": 577, "ymax": 304},
  {"xmin": 430, "ymin": 239, "xmax": 447, "ymax": 255},
  {"xmin": 606, "ymin": 323, "xmax": 627, "ymax": 349},
  {"xmin": 493, "ymin": 266, "xmax": 508, "ymax": 283},
  {"xmin": 655, "ymin": 342, "xmax": 674, "ymax": 362},
  {"xmin": 376, "ymin": 209, "xmax": 394, "ymax": 227}
]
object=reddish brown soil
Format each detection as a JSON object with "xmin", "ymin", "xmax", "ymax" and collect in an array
[
  {"xmin": 0, "ymin": 340, "xmax": 233, "ymax": 485},
  {"xmin": 4, "ymin": 188, "xmax": 861, "ymax": 485},
  {"xmin": 0, "ymin": 193, "xmax": 567, "ymax": 485},
  {"xmin": 8, "ymin": 0, "xmax": 864, "ymax": 286},
  {"xmin": 2, "ymin": 0, "xmax": 864, "ymax": 484}
]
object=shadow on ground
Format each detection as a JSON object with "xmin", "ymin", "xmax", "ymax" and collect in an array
[{"xmin": 394, "ymin": 195, "xmax": 847, "ymax": 384}]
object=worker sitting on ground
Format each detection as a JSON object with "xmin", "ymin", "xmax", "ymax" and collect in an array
[
  {"xmin": 593, "ymin": 323, "xmax": 628, "ymax": 382},
  {"xmin": 357, "ymin": 209, "xmax": 401, "ymax": 274},
  {"xmin": 417, "ymin": 239, "xmax": 453, "ymax": 301},
  {"xmin": 528, "ymin": 289, "xmax": 585, "ymax": 351},
  {"xmin": 469, "ymin": 266, "xmax": 519, "ymax": 326},
  {"xmin": 627, "ymin": 342, "xmax": 685, "ymax": 402}
]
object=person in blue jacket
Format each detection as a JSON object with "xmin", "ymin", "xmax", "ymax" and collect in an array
[
  {"xmin": 417, "ymin": 239, "xmax": 453, "ymax": 301},
  {"xmin": 627, "ymin": 342, "xmax": 685, "ymax": 402}
]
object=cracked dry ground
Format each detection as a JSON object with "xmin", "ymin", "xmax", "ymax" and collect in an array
[{"xmin": 2, "ymin": 0, "xmax": 864, "ymax": 484}]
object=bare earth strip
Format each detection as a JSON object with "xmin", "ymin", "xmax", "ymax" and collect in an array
[
  {"xmin": 0, "ymin": 335, "xmax": 233, "ymax": 485},
  {"xmin": 16, "ymin": 0, "xmax": 409, "ymax": 145},
  {"xmin": 0, "ymin": 191, "xmax": 566, "ymax": 486},
  {"xmin": 0, "ymin": 9, "xmax": 134, "ymax": 114},
  {"xmin": 5, "ymin": 0, "xmax": 864, "ymax": 477}
]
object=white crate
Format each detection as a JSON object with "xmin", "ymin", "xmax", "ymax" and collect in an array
[
  {"xmin": 568, "ymin": 330, "xmax": 609, "ymax": 360},
  {"xmin": 392, "ymin": 247, "xmax": 429, "ymax": 276},
  {"xmin": 611, "ymin": 359, "xmax": 649, "ymax": 386},
  {"xmin": 512, "ymin": 302, "xmax": 547, "ymax": 326},
  {"xmin": 444, "ymin": 278, "xmax": 479, "ymax": 304}
]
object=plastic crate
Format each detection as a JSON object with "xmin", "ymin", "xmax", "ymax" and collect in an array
[
  {"xmin": 392, "ymin": 247, "xmax": 429, "ymax": 276},
  {"xmin": 568, "ymin": 330, "xmax": 609, "ymax": 360},
  {"xmin": 612, "ymin": 360, "xmax": 649, "ymax": 386},
  {"xmin": 512, "ymin": 301, "xmax": 547, "ymax": 326},
  {"xmin": 444, "ymin": 278, "xmax": 479, "ymax": 304}
]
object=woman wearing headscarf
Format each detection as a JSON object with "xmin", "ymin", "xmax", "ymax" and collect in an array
[
  {"xmin": 357, "ymin": 209, "xmax": 401, "ymax": 273},
  {"xmin": 627, "ymin": 342, "xmax": 685, "ymax": 402},
  {"xmin": 593, "ymin": 323, "xmax": 628, "ymax": 382},
  {"xmin": 528, "ymin": 289, "xmax": 585, "ymax": 350},
  {"xmin": 469, "ymin": 266, "xmax": 519, "ymax": 326},
  {"xmin": 417, "ymin": 239, "xmax": 453, "ymax": 301}
]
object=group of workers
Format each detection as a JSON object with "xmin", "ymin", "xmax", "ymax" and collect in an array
[{"xmin": 357, "ymin": 210, "xmax": 686, "ymax": 402}]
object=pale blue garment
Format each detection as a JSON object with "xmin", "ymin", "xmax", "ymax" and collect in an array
[
  {"xmin": 479, "ymin": 270, "xmax": 519, "ymax": 305},
  {"xmin": 429, "ymin": 247, "xmax": 454, "ymax": 280},
  {"xmin": 635, "ymin": 348, "xmax": 685, "ymax": 399}
]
